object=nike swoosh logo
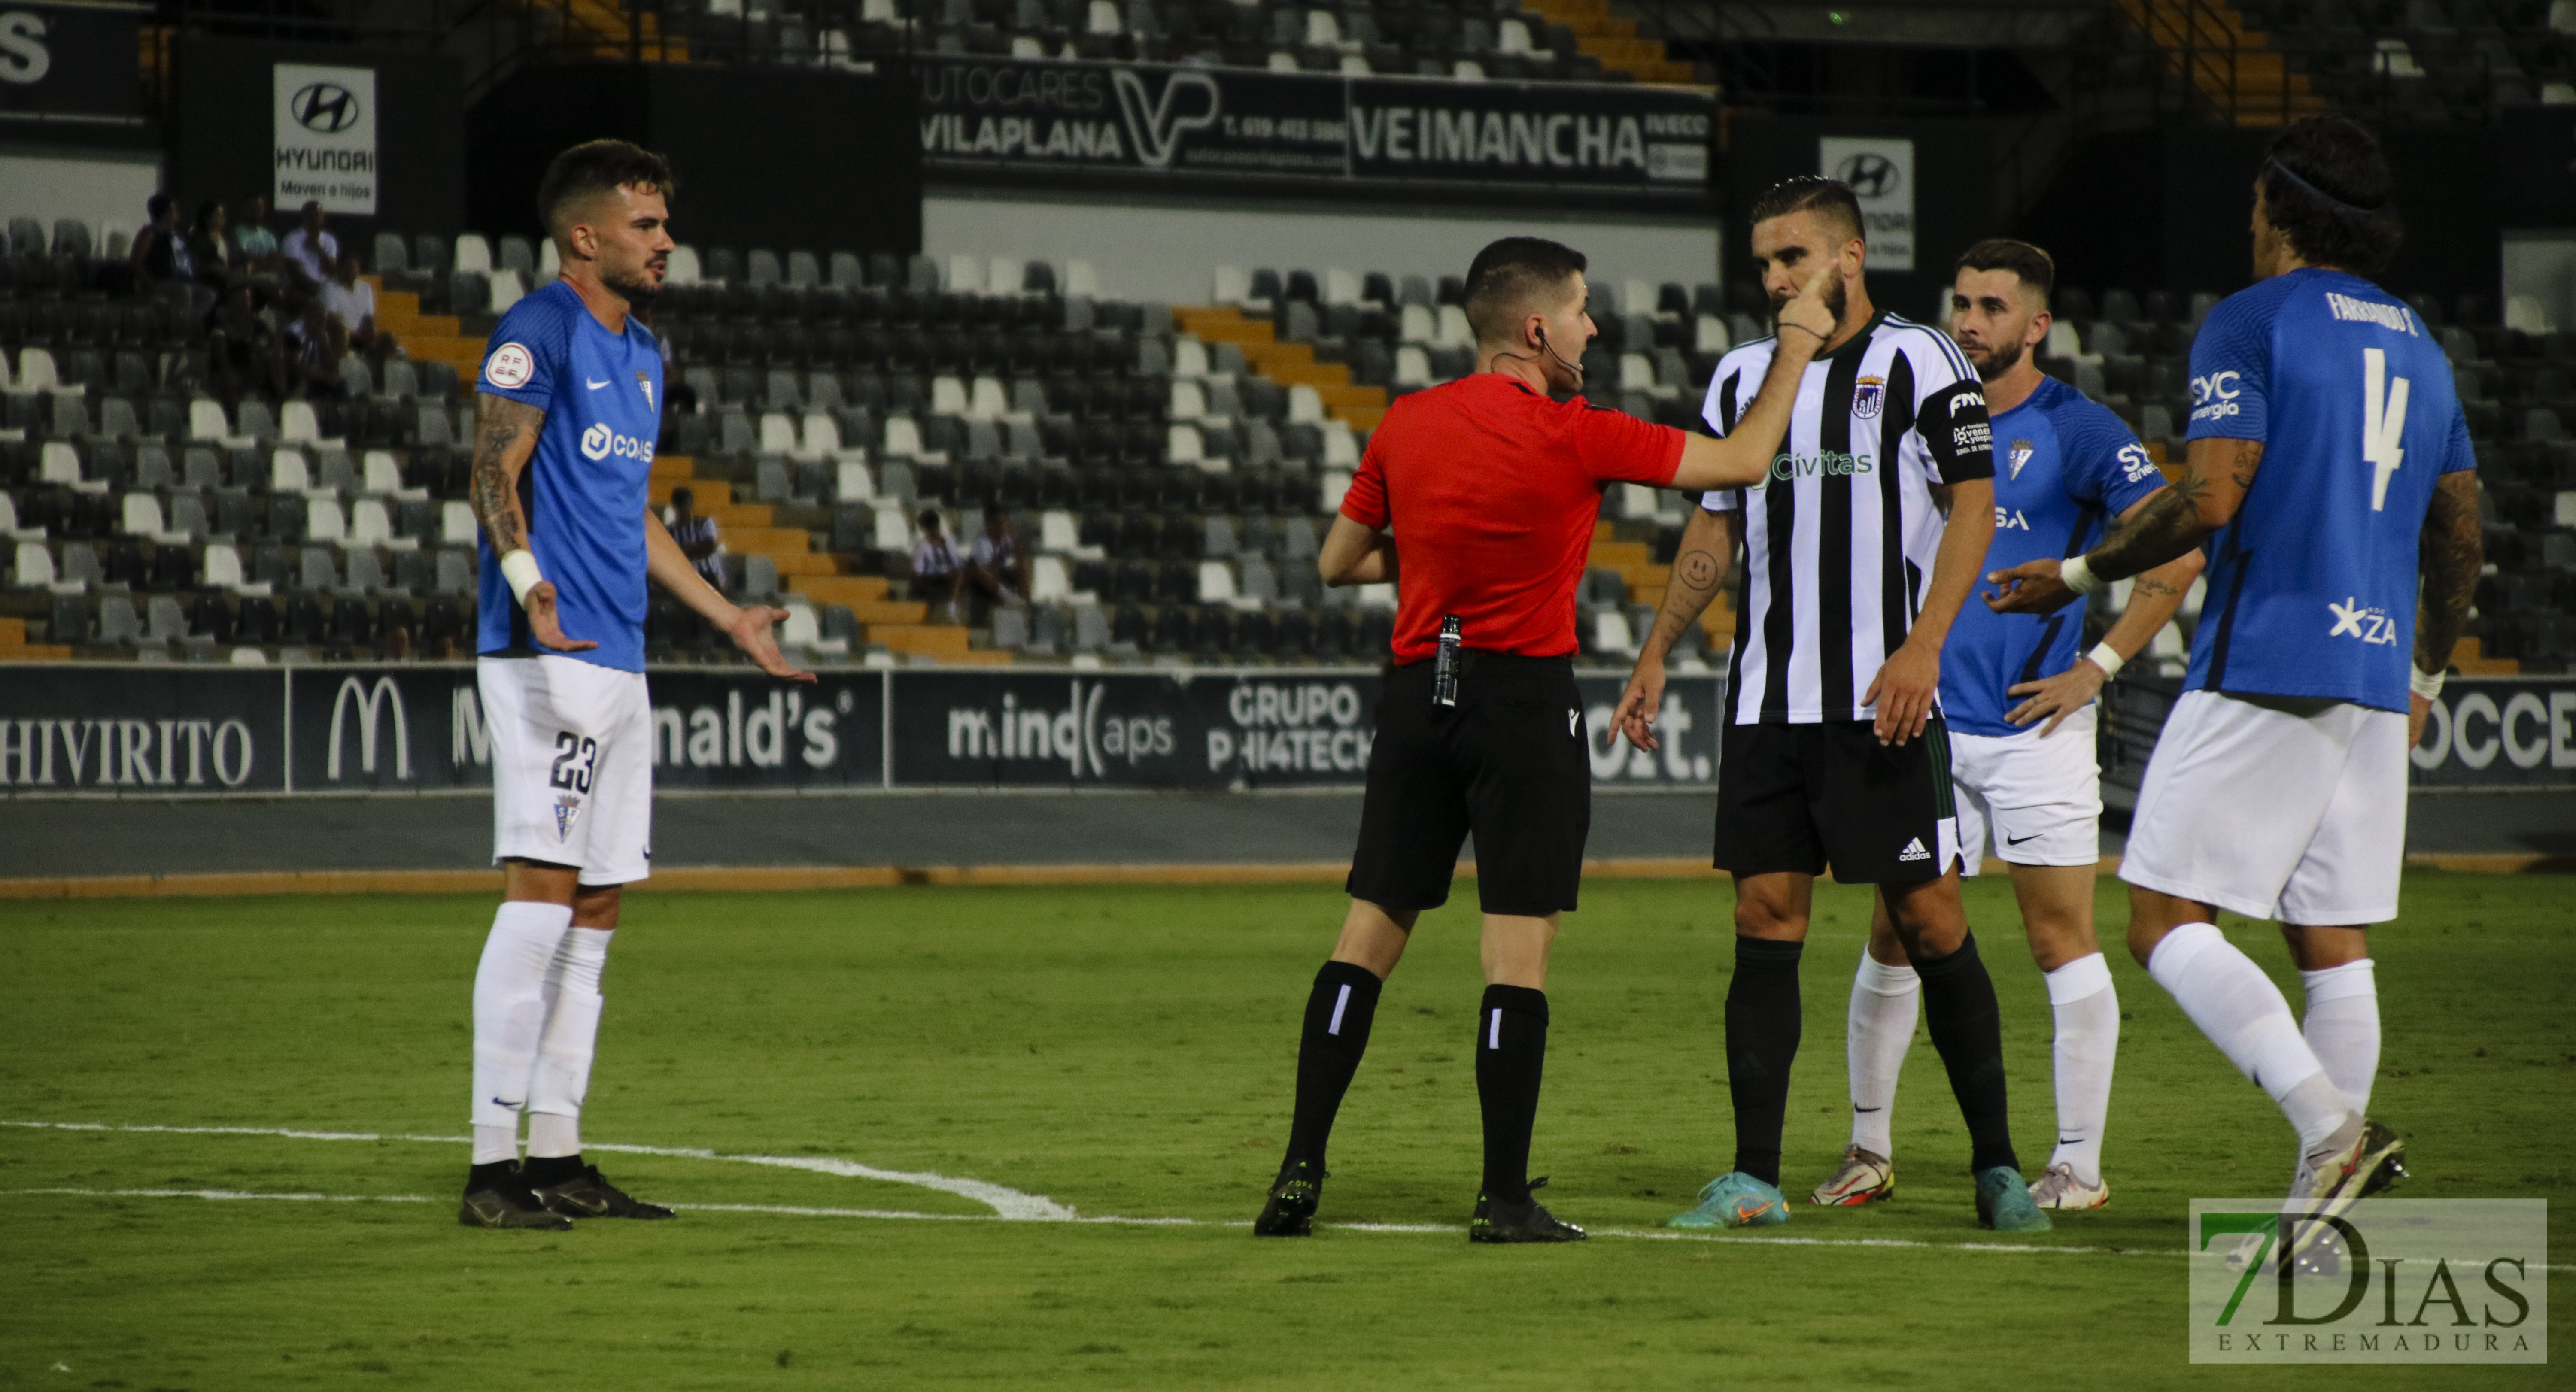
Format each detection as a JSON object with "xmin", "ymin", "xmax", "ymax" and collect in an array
[
  {"xmin": 586, "ymin": 378, "xmax": 609, "ymax": 389},
  {"xmin": 2006, "ymin": 834, "xmax": 2041, "ymax": 846},
  {"xmin": 491, "ymin": 1097, "xmax": 523, "ymax": 1107}
]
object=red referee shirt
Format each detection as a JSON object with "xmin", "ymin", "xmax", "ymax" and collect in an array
[{"xmin": 1340, "ymin": 373, "xmax": 1685, "ymax": 663}]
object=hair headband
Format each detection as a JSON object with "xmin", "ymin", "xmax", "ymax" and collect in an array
[{"xmin": 2263, "ymin": 158, "xmax": 2381, "ymax": 217}]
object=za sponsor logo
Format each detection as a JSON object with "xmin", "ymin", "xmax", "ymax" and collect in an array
[
  {"xmin": 2188, "ymin": 1199, "xmax": 2545, "ymax": 1364},
  {"xmin": 1993, "ymin": 507, "xmax": 2031, "ymax": 531},
  {"xmin": 2191, "ymin": 369, "xmax": 2243, "ymax": 423},
  {"xmin": 2327, "ymin": 596, "xmax": 2400, "ymax": 646}
]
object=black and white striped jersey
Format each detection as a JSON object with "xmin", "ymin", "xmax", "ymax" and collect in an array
[{"xmin": 1700, "ymin": 311, "xmax": 1995, "ymax": 725}]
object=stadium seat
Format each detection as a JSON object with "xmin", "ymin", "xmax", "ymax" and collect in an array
[{"xmin": 453, "ymin": 234, "xmax": 493, "ymax": 274}]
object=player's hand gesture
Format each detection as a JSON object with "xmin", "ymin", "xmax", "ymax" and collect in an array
[
  {"xmin": 1983, "ymin": 558, "xmax": 2077, "ymax": 615},
  {"xmin": 523, "ymin": 580, "xmax": 598, "ymax": 653},
  {"xmin": 1863, "ymin": 638, "xmax": 1939, "ymax": 746},
  {"xmin": 723, "ymin": 605, "xmax": 818, "ymax": 684},
  {"xmin": 1614, "ymin": 655, "xmax": 1667, "ymax": 751},
  {"xmin": 2005, "ymin": 657, "xmax": 2108, "ymax": 737},
  {"xmin": 1776, "ymin": 264, "xmax": 1836, "ymax": 345}
]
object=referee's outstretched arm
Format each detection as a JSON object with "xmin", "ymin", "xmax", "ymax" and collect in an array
[{"xmin": 1667, "ymin": 267, "xmax": 1837, "ymax": 491}]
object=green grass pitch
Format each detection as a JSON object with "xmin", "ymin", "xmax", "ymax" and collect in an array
[{"xmin": 1, "ymin": 870, "xmax": 2568, "ymax": 1389}]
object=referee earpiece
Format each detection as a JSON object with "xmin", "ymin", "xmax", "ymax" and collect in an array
[{"xmin": 1536, "ymin": 325, "xmax": 1583, "ymax": 383}]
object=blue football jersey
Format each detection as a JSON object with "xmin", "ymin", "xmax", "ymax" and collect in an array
[
  {"xmin": 1943, "ymin": 376, "xmax": 2166, "ymax": 737},
  {"xmin": 474, "ymin": 281, "xmax": 663, "ymax": 673},
  {"xmin": 2183, "ymin": 268, "xmax": 2474, "ymax": 712}
]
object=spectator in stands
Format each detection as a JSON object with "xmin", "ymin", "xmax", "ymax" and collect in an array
[
  {"xmin": 964, "ymin": 503, "xmax": 1027, "ymax": 614},
  {"xmin": 911, "ymin": 508, "xmax": 966, "ymax": 620},
  {"xmin": 206, "ymin": 282, "xmax": 285, "ymax": 403},
  {"xmin": 321, "ymin": 252, "xmax": 388, "ymax": 368},
  {"xmin": 281, "ymin": 200, "xmax": 338, "ymax": 291},
  {"xmin": 281, "ymin": 294, "xmax": 348, "ymax": 398},
  {"xmin": 188, "ymin": 200, "xmax": 234, "ymax": 290},
  {"xmin": 232, "ymin": 194, "xmax": 282, "ymax": 277},
  {"xmin": 130, "ymin": 194, "xmax": 197, "ymax": 289},
  {"xmin": 665, "ymin": 486, "xmax": 727, "ymax": 588}
]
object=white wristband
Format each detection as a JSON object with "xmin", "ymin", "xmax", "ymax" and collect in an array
[
  {"xmin": 2085, "ymin": 642, "xmax": 2126, "ymax": 681},
  {"xmin": 2409, "ymin": 665, "xmax": 2445, "ymax": 701},
  {"xmin": 2059, "ymin": 554, "xmax": 2105, "ymax": 597},
  {"xmin": 498, "ymin": 549, "xmax": 544, "ymax": 605}
]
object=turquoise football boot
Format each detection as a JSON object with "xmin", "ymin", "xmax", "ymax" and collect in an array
[{"xmin": 1666, "ymin": 1172, "xmax": 1791, "ymax": 1229}]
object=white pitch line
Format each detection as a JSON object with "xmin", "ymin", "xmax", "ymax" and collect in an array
[
  {"xmin": 19, "ymin": 1122, "xmax": 2559, "ymax": 1268},
  {"xmin": 1, "ymin": 1119, "xmax": 1072, "ymax": 1222}
]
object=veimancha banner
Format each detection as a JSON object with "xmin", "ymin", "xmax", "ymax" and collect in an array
[{"xmin": 916, "ymin": 56, "xmax": 1712, "ymax": 201}]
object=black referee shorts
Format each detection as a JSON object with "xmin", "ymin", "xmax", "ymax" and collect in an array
[
  {"xmin": 1712, "ymin": 718, "xmax": 1961, "ymax": 885},
  {"xmin": 1346, "ymin": 652, "xmax": 1591, "ymax": 918}
]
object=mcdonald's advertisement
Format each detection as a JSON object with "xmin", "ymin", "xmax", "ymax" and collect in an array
[
  {"xmin": 914, "ymin": 57, "xmax": 1712, "ymax": 204},
  {"xmin": 0, "ymin": 666, "xmax": 2563, "ymax": 797}
]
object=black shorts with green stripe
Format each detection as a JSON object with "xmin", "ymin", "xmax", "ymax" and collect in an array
[{"xmin": 1710, "ymin": 718, "xmax": 1962, "ymax": 884}]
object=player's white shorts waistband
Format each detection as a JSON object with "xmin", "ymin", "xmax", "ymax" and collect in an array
[
  {"xmin": 1950, "ymin": 703, "xmax": 2101, "ymax": 876},
  {"xmin": 478, "ymin": 655, "xmax": 653, "ymax": 886},
  {"xmin": 2120, "ymin": 688, "xmax": 2406, "ymax": 925}
]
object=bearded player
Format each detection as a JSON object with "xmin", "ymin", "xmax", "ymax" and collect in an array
[
  {"xmin": 459, "ymin": 140, "xmax": 811, "ymax": 1229},
  {"xmin": 1811, "ymin": 237, "xmax": 2203, "ymax": 1216}
]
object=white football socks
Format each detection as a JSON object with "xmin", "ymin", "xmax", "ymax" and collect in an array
[
  {"xmin": 1845, "ymin": 949, "xmax": 1920, "ymax": 1158},
  {"xmin": 470, "ymin": 901, "xmax": 575, "ymax": 1165},
  {"xmin": 2147, "ymin": 922, "xmax": 2352, "ymax": 1153},
  {"xmin": 2041, "ymin": 952, "xmax": 2119, "ymax": 1187},
  {"xmin": 526, "ymin": 928, "xmax": 614, "ymax": 1159},
  {"xmin": 2299, "ymin": 958, "xmax": 2379, "ymax": 1116}
]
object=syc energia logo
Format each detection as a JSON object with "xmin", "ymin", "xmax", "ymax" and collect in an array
[{"xmin": 2188, "ymin": 1199, "xmax": 2546, "ymax": 1364}]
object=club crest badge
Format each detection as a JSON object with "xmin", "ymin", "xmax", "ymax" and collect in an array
[
  {"xmin": 1853, "ymin": 375, "xmax": 1885, "ymax": 419},
  {"xmin": 554, "ymin": 795, "xmax": 583, "ymax": 841},
  {"xmin": 636, "ymin": 370, "xmax": 654, "ymax": 411},
  {"xmin": 2008, "ymin": 439, "xmax": 2035, "ymax": 481}
]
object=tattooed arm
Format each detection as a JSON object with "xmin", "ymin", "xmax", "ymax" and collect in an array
[
  {"xmin": 1615, "ymin": 504, "xmax": 1739, "ymax": 751},
  {"xmin": 2003, "ymin": 492, "xmax": 2207, "ymax": 736},
  {"xmin": 469, "ymin": 392, "xmax": 593, "ymax": 652},
  {"xmin": 1985, "ymin": 437, "xmax": 2262, "ymax": 615},
  {"xmin": 2410, "ymin": 470, "xmax": 2482, "ymax": 744}
]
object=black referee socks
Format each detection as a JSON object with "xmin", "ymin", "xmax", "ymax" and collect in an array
[
  {"xmin": 1913, "ymin": 931, "xmax": 2022, "ymax": 1176},
  {"xmin": 1475, "ymin": 985, "xmax": 1550, "ymax": 1207},
  {"xmin": 1726, "ymin": 936, "xmax": 1805, "ymax": 1188},
  {"xmin": 1284, "ymin": 961, "xmax": 1385, "ymax": 1174}
]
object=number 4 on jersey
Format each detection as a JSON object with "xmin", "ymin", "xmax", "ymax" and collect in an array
[{"xmin": 2363, "ymin": 347, "xmax": 2410, "ymax": 512}]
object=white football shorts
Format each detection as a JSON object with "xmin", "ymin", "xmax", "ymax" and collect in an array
[
  {"xmin": 479, "ymin": 655, "xmax": 653, "ymax": 886},
  {"xmin": 1950, "ymin": 702, "xmax": 2102, "ymax": 876},
  {"xmin": 2120, "ymin": 689, "xmax": 2406, "ymax": 925}
]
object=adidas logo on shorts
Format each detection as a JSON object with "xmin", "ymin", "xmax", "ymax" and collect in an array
[{"xmin": 1898, "ymin": 837, "xmax": 1930, "ymax": 862}]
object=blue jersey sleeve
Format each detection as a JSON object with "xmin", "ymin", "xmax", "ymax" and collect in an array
[
  {"xmin": 2185, "ymin": 287, "xmax": 2275, "ymax": 443},
  {"xmin": 476, "ymin": 291, "xmax": 573, "ymax": 412},
  {"xmin": 2057, "ymin": 398, "xmax": 2166, "ymax": 517},
  {"xmin": 2438, "ymin": 403, "xmax": 2475, "ymax": 474}
]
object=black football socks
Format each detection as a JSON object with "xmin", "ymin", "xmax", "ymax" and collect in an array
[
  {"xmin": 1726, "ymin": 936, "xmax": 1805, "ymax": 1188},
  {"xmin": 1914, "ymin": 931, "xmax": 2020, "ymax": 1175},
  {"xmin": 1475, "ymin": 985, "xmax": 1549, "ymax": 1207},
  {"xmin": 520, "ymin": 1152, "xmax": 589, "ymax": 1189},
  {"xmin": 1282, "ymin": 961, "xmax": 1384, "ymax": 1176}
]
